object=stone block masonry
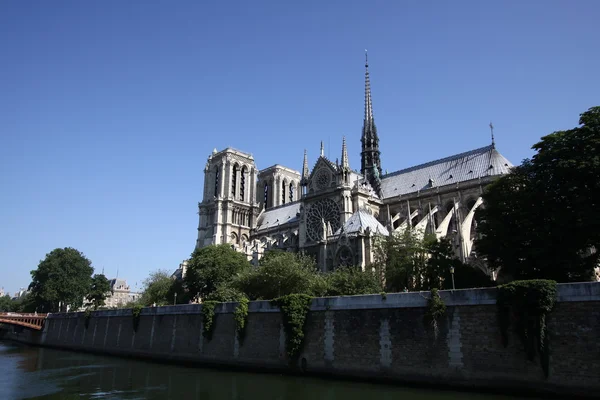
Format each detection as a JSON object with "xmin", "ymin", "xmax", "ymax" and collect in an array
[{"xmin": 7, "ymin": 282, "xmax": 600, "ymax": 398}]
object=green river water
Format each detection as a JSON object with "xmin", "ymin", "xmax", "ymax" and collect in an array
[{"xmin": 0, "ymin": 341, "xmax": 547, "ymax": 400}]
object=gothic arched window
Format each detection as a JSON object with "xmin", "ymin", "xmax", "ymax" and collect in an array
[
  {"xmin": 282, "ymin": 179, "xmax": 287, "ymax": 205},
  {"xmin": 289, "ymin": 182, "xmax": 294, "ymax": 202},
  {"xmin": 214, "ymin": 166, "xmax": 220, "ymax": 197},
  {"xmin": 240, "ymin": 166, "xmax": 247, "ymax": 202},
  {"xmin": 232, "ymin": 163, "xmax": 238, "ymax": 198},
  {"xmin": 264, "ymin": 182, "xmax": 270, "ymax": 209}
]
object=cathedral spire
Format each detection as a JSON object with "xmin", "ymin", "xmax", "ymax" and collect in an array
[
  {"xmin": 360, "ymin": 50, "xmax": 382, "ymax": 186},
  {"xmin": 341, "ymin": 136, "xmax": 349, "ymax": 169},
  {"xmin": 301, "ymin": 149, "xmax": 309, "ymax": 180},
  {"xmin": 363, "ymin": 50, "xmax": 375, "ymax": 137}
]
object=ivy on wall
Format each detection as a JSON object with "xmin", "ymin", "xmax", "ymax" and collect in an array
[
  {"xmin": 497, "ymin": 279, "xmax": 557, "ymax": 378},
  {"xmin": 84, "ymin": 309, "xmax": 92, "ymax": 329},
  {"xmin": 273, "ymin": 294, "xmax": 312, "ymax": 362},
  {"xmin": 202, "ymin": 301, "xmax": 219, "ymax": 340},
  {"xmin": 423, "ymin": 288, "xmax": 446, "ymax": 339},
  {"xmin": 132, "ymin": 304, "xmax": 143, "ymax": 332},
  {"xmin": 233, "ymin": 297, "xmax": 249, "ymax": 345}
]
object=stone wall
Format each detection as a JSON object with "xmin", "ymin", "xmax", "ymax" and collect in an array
[{"xmin": 8, "ymin": 283, "xmax": 600, "ymax": 397}]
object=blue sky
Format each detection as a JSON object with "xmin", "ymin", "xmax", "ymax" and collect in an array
[{"xmin": 1, "ymin": 0, "xmax": 598, "ymax": 295}]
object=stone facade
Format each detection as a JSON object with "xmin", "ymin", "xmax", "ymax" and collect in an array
[
  {"xmin": 9, "ymin": 283, "xmax": 600, "ymax": 398},
  {"xmin": 104, "ymin": 279, "xmax": 139, "ymax": 308},
  {"xmin": 196, "ymin": 57, "xmax": 513, "ymax": 270}
]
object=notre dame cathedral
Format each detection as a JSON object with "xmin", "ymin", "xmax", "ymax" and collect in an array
[{"xmin": 195, "ymin": 57, "xmax": 513, "ymax": 272}]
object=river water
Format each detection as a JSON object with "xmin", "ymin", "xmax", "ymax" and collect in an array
[{"xmin": 0, "ymin": 341, "xmax": 543, "ymax": 400}]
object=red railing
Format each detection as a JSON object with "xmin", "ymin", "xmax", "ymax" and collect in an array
[{"xmin": 0, "ymin": 312, "xmax": 47, "ymax": 330}]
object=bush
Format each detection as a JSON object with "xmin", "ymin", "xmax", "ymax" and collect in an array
[
  {"xmin": 232, "ymin": 252, "xmax": 326, "ymax": 300},
  {"xmin": 497, "ymin": 279, "xmax": 557, "ymax": 377},
  {"xmin": 201, "ymin": 301, "xmax": 218, "ymax": 340},
  {"xmin": 423, "ymin": 288, "xmax": 445, "ymax": 339},
  {"xmin": 233, "ymin": 297, "xmax": 249, "ymax": 344},
  {"xmin": 132, "ymin": 304, "xmax": 143, "ymax": 332},
  {"xmin": 325, "ymin": 267, "xmax": 382, "ymax": 296},
  {"xmin": 84, "ymin": 309, "xmax": 92, "ymax": 329},
  {"xmin": 273, "ymin": 294, "xmax": 312, "ymax": 362},
  {"xmin": 205, "ymin": 286, "xmax": 247, "ymax": 303}
]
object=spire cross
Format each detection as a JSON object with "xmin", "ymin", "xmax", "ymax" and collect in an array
[
  {"xmin": 489, "ymin": 121, "xmax": 495, "ymax": 147},
  {"xmin": 365, "ymin": 49, "xmax": 368, "ymax": 66}
]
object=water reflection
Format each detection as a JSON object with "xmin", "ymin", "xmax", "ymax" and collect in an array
[{"xmin": 0, "ymin": 341, "xmax": 541, "ymax": 400}]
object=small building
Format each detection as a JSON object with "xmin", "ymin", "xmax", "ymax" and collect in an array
[{"xmin": 105, "ymin": 279, "xmax": 132, "ymax": 308}]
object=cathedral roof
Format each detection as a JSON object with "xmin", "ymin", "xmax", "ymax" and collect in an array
[
  {"xmin": 380, "ymin": 145, "xmax": 513, "ymax": 198},
  {"xmin": 335, "ymin": 208, "xmax": 389, "ymax": 236},
  {"xmin": 255, "ymin": 202, "xmax": 301, "ymax": 233}
]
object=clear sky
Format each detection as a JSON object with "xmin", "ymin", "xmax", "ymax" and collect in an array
[{"xmin": 1, "ymin": 0, "xmax": 598, "ymax": 295}]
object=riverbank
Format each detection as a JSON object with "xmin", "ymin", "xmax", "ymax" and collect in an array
[{"xmin": 4, "ymin": 283, "xmax": 600, "ymax": 398}]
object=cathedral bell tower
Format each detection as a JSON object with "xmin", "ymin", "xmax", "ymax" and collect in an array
[
  {"xmin": 196, "ymin": 148, "xmax": 258, "ymax": 250},
  {"xmin": 360, "ymin": 52, "xmax": 382, "ymax": 189}
]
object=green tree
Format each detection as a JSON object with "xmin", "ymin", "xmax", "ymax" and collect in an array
[
  {"xmin": 422, "ymin": 237, "xmax": 457, "ymax": 290},
  {"xmin": 139, "ymin": 270, "xmax": 174, "ymax": 306},
  {"xmin": 86, "ymin": 274, "xmax": 111, "ymax": 310},
  {"xmin": 374, "ymin": 228, "xmax": 493, "ymax": 292},
  {"xmin": 476, "ymin": 106, "xmax": 600, "ymax": 282},
  {"xmin": 184, "ymin": 244, "xmax": 251, "ymax": 300},
  {"xmin": 0, "ymin": 295, "xmax": 13, "ymax": 312},
  {"xmin": 166, "ymin": 277, "xmax": 190, "ymax": 305},
  {"xmin": 204, "ymin": 285, "xmax": 247, "ymax": 303},
  {"xmin": 231, "ymin": 251, "xmax": 327, "ymax": 300},
  {"xmin": 29, "ymin": 247, "xmax": 94, "ymax": 312},
  {"xmin": 11, "ymin": 293, "xmax": 37, "ymax": 313},
  {"xmin": 373, "ymin": 227, "xmax": 430, "ymax": 292},
  {"xmin": 325, "ymin": 266, "xmax": 382, "ymax": 296},
  {"xmin": 424, "ymin": 237, "xmax": 493, "ymax": 290}
]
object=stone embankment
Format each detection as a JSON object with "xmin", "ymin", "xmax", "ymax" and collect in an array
[{"xmin": 5, "ymin": 283, "xmax": 600, "ymax": 398}]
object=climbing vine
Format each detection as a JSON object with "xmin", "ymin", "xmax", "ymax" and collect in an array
[
  {"xmin": 273, "ymin": 294, "xmax": 312, "ymax": 362},
  {"xmin": 233, "ymin": 297, "xmax": 249, "ymax": 344},
  {"xmin": 84, "ymin": 309, "xmax": 92, "ymax": 329},
  {"xmin": 132, "ymin": 304, "xmax": 143, "ymax": 332},
  {"xmin": 423, "ymin": 288, "xmax": 446, "ymax": 339},
  {"xmin": 497, "ymin": 279, "xmax": 557, "ymax": 377},
  {"xmin": 202, "ymin": 301, "xmax": 219, "ymax": 340}
]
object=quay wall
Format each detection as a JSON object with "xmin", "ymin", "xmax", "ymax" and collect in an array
[{"xmin": 6, "ymin": 283, "xmax": 600, "ymax": 397}]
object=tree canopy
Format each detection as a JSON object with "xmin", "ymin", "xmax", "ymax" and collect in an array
[
  {"xmin": 0, "ymin": 295, "xmax": 13, "ymax": 312},
  {"xmin": 29, "ymin": 247, "xmax": 94, "ymax": 312},
  {"xmin": 231, "ymin": 251, "xmax": 327, "ymax": 300},
  {"xmin": 86, "ymin": 274, "xmax": 111, "ymax": 310},
  {"xmin": 476, "ymin": 106, "xmax": 600, "ymax": 282},
  {"xmin": 139, "ymin": 270, "xmax": 175, "ymax": 306},
  {"xmin": 374, "ymin": 227, "xmax": 493, "ymax": 291},
  {"xmin": 324, "ymin": 266, "xmax": 382, "ymax": 296},
  {"xmin": 184, "ymin": 244, "xmax": 252, "ymax": 300}
]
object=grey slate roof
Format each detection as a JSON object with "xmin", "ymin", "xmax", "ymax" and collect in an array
[
  {"xmin": 335, "ymin": 208, "xmax": 389, "ymax": 236},
  {"xmin": 109, "ymin": 279, "xmax": 128, "ymax": 291},
  {"xmin": 380, "ymin": 145, "xmax": 513, "ymax": 198},
  {"xmin": 256, "ymin": 202, "xmax": 301, "ymax": 232}
]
